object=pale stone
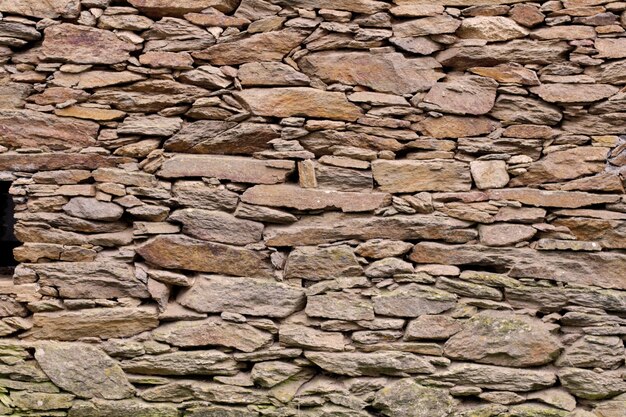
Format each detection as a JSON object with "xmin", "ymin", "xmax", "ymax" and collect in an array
[
  {"xmin": 0, "ymin": 0, "xmax": 80, "ymax": 18},
  {"xmin": 531, "ymin": 84, "xmax": 619, "ymax": 103},
  {"xmin": 470, "ymin": 160, "xmax": 509, "ymax": 189},
  {"xmin": 393, "ymin": 15, "xmax": 461, "ymax": 37},
  {"xmin": 63, "ymin": 197, "xmax": 123, "ymax": 221},
  {"xmin": 478, "ymin": 223, "xmax": 537, "ymax": 246},
  {"xmin": 122, "ymin": 350, "xmax": 238, "ymax": 376},
  {"xmin": 372, "ymin": 284, "xmax": 457, "ymax": 317},
  {"xmin": 117, "ymin": 115, "xmax": 183, "ymax": 136},
  {"xmin": 469, "ymin": 63, "xmax": 540, "ymax": 85},
  {"xmin": 305, "ymin": 351, "xmax": 436, "ymax": 376},
  {"xmin": 285, "ymin": 245, "xmax": 363, "ymax": 280},
  {"xmin": 238, "ymin": 62, "xmax": 310, "ymax": 86},
  {"xmin": 306, "ymin": 292, "xmax": 375, "ymax": 321},
  {"xmin": 532, "ymin": 25, "xmax": 596, "ymax": 40},
  {"xmin": 372, "ymin": 160, "xmax": 471, "ymax": 192},
  {"xmin": 69, "ymin": 399, "xmax": 178, "ymax": 417},
  {"xmin": 128, "ymin": 0, "xmax": 239, "ymax": 16},
  {"xmin": 279, "ymin": 324, "xmax": 348, "ymax": 352},
  {"xmin": 169, "ymin": 209, "xmax": 263, "ymax": 245},
  {"xmin": 417, "ymin": 115, "xmax": 499, "ymax": 138},
  {"xmin": 405, "ymin": 315, "xmax": 462, "ymax": 340},
  {"xmin": 458, "ymin": 16, "xmax": 529, "ymax": 41},
  {"xmin": 420, "ymin": 76, "xmax": 498, "ymax": 115},
  {"xmin": 372, "ymin": 379, "xmax": 455, "ymax": 417}
]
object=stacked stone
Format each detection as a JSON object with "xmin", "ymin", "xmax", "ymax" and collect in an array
[{"xmin": 0, "ymin": 0, "xmax": 625, "ymax": 415}]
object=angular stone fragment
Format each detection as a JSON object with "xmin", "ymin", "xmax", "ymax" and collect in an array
[
  {"xmin": 43, "ymin": 24, "xmax": 134, "ymax": 64},
  {"xmin": 306, "ymin": 351, "xmax": 435, "ymax": 377},
  {"xmin": 285, "ymin": 245, "xmax": 362, "ymax": 280},
  {"xmin": 558, "ymin": 368, "xmax": 626, "ymax": 400},
  {"xmin": 118, "ymin": 115, "xmax": 183, "ymax": 136},
  {"xmin": 265, "ymin": 212, "xmax": 475, "ymax": 246},
  {"xmin": 420, "ymin": 76, "xmax": 497, "ymax": 115},
  {"xmin": 0, "ymin": 110, "xmax": 98, "ymax": 151},
  {"xmin": 169, "ymin": 208, "xmax": 263, "ymax": 245},
  {"xmin": 405, "ymin": 315, "xmax": 462, "ymax": 340},
  {"xmin": 28, "ymin": 262, "xmax": 148, "ymax": 299},
  {"xmin": 172, "ymin": 181, "xmax": 238, "ymax": 211},
  {"xmin": 306, "ymin": 292, "xmax": 375, "ymax": 321},
  {"xmin": 280, "ymin": 324, "xmax": 347, "ymax": 352},
  {"xmin": 159, "ymin": 155, "xmax": 294, "ymax": 184},
  {"xmin": 9, "ymin": 391, "xmax": 74, "ymax": 411},
  {"xmin": 355, "ymin": 239, "xmax": 414, "ymax": 259},
  {"xmin": 372, "ymin": 160, "xmax": 471, "ymax": 192},
  {"xmin": 137, "ymin": 235, "xmax": 273, "ymax": 277},
  {"xmin": 372, "ymin": 379, "xmax": 455, "ymax": 417},
  {"xmin": 487, "ymin": 188, "xmax": 619, "ymax": 208},
  {"xmin": 300, "ymin": 130, "xmax": 403, "ymax": 155},
  {"xmin": 153, "ymin": 317, "xmax": 273, "ymax": 352},
  {"xmin": 393, "ymin": 15, "xmax": 461, "ymax": 37},
  {"xmin": 235, "ymin": 204, "xmax": 297, "ymax": 224},
  {"xmin": 470, "ymin": 160, "xmax": 509, "ymax": 190},
  {"xmin": 193, "ymin": 29, "xmax": 307, "ymax": 65},
  {"xmin": 373, "ymin": 284, "xmax": 457, "ymax": 317},
  {"xmin": 444, "ymin": 311, "xmax": 561, "ymax": 367},
  {"xmin": 458, "ymin": 16, "xmax": 528, "ymax": 41},
  {"xmin": 164, "ymin": 121, "xmax": 280, "ymax": 154},
  {"xmin": 469, "ymin": 63, "xmax": 540, "ymax": 85},
  {"xmin": 390, "ymin": 36, "xmax": 442, "ymax": 55},
  {"xmin": 234, "ymin": 87, "xmax": 362, "ymax": 121},
  {"xmin": 69, "ymin": 399, "xmax": 179, "ymax": 417},
  {"xmin": 410, "ymin": 242, "xmax": 626, "ymax": 290},
  {"xmin": 122, "ymin": 350, "xmax": 237, "ymax": 376},
  {"xmin": 242, "ymin": 184, "xmax": 389, "ymax": 213},
  {"xmin": 417, "ymin": 115, "xmax": 498, "ymax": 138},
  {"xmin": 239, "ymin": 62, "xmax": 310, "ymax": 86},
  {"xmin": 437, "ymin": 40, "xmax": 569, "ymax": 69},
  {"xmin": 177, "ymin": 275, "xmax": 305, "ymax": 318},
  {"xmin": 75, "ymin": 71, "xmax": 146, "ymax": 89},
  {"xmin": 63, "ymin": 197, "xmax": 123, "ymax": 221},
  {"xmin": 556, "ymin": 336, "xmax": 623, "ymax": 370},
  {"xmin": 251, "ymin": 361, "xmax": 302, "ymax": 388},
  {"xmin": 138, "ymin": 51, "xmax": 192, "ymax": 69},
  {"xmin": 478, "ymin": 224, "xmax": 537, "ymax": 246},
  {"xmin": 0, "ymin": 0, "xmax": 79, "ymax": 18},
  {"xmin": 128, "ymin": 0, "xmax": 239, "ymax": 16},
  {"xmin": 299, "ymin": 51, "xmax": 443, "ymax": 95},
  {"xmin": 34, "ymin": 342, "xmax": 134, "ymax": 399},
  {"xmin": 30, "ymin": 307, "xmax": 159, "ymax": 341}
]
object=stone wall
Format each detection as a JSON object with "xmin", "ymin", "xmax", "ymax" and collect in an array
[{"xmin": 0, "ymin": 0, "xmax": 625, "ymax": 415}]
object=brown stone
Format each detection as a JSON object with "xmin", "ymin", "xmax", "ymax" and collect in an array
[
  {"xmin": 153, "ymin": 317, "xmax": 273, "ymax": 352},
  {"xmin": 177, "ymin": 275, "xmax": 305, "ymax": 318},
  {"xmin": 469, "ymin": 63, "xmax": 540, "ymax": 85},
  {"xmin": 136, "ymin": 234, "xmax": 273, "ymax": 277},
  {"xmin": 0, "ymin": 110, "xmax": 98, "ymax": 151},
  {"xmin": 410, "ymin": 242, "xmax": 626, "ymax": 291},
  {"xmin": 0, "ymin": 0, "xmax": 79, "ymax": 18},
  {"xmin": 55, "ymin": 106, "xmax": 126, "ymax": 121},
  {"xmin": 405, "ymin": 315, "xmax": 462, "ymax": 340},
  {"xmin": 184, "ymin": 10, "xmax": 250, "ymax": 28},
  {"xmin": 234, "ymin": 87, "xmax": 362, "ymax": 122},
  {"xmin": 509, "ymin": 3, "xmax": 544, "ymax": 27},
  {"xmin": 562, "ymin": 113, "xmax": 626, "ymax": 135},
  {"xmin": 531, "ymin": 25, "xmax": 596, "ymax": 40},
  {"xmin": 75, "ymin": 71, "xmax": 146, "ymax": 89},
  {"xmin": 28, "ymin": 87, "xmax": 89, "ymax": 106},
  {"xmin": 420, "ymin": 76, "xmax": 498, "ymax": 115},
  {"xmin": 164, "ymin": 121, "xmax": 280, "ymax": 154},
  {"xmin": 491, "ymin": 94, "xmax": 562, "ymax": 125},
  {"xmin": 306, "ymin": 351, "xmax": 435, "ymax": 377},
  {"xmin": 478, "ymin": 223, "xmax": 537, "ymax": 246},
  {"xmin": 169, "ymin": 209, "xmax": 263, "ymax": 245},
  {"xmin": 128, "ymin": 0, "xmax": 239, "ymax": 16},
  {"xmin": 299, "ymin": 51, "xmax": 443, "ymax": 95},
  {"xmin": 487, "ymin": 188, "xmax": 619, "ymax": 208},
  {"xmin": 159, "ymin": 155, "xmax": 295, "ymax": 184},
  {"xmin": 393, "ymin": 15, "xmax": 461, "ymax": 37},
  {"xmin": 272, "ymin": 0, "xmax": 389, "ymax": 14},
  {"xmin": 265, "ymin": 212, "xmax": 475, "ymax": 247},
  {"xmin": 238, "ymin": 62, "xmax": 310, "ymax": 87},
  {"xmin": 121, "ymin": 350, "xmax": 238, "ymax": 376},
  {"xmin": 595, "ymin": 38, "xmax": 626, "ymax": 59},
  {"xmin": 30, "ymin": 307, "xmax": 159, "ymax": 341},
  {"xmin": 242, "ymin": 184, "xmax": 389, "ymax": 213},
  {"xmin": 417, "ymin": 116, "xmax": 499, "ymax": 138},
  {"xmin": 42, "ymin": 24, "xmax": 135, "ymax": 64},
  {"xmin": 373, "ymin": 284, "xmax": 457, "ymax": 318},
  {"xmin": 503, "ymin": 124, "xmax": 553, "ymax": 138},
  {"xmin": 193, "ymin": 29, "xmax": 307, "ymax": 65},
  {"xmin": 279, "ymin": 324, "xmax": 348, "ymax": 352},
  {"xmin": 390, "ymin": 36, "xmax": 442, "ymax": 55},
  {"xmin": 139, "ymin": 51, "xmax": 193, "ymax": 69},
  {"xmin": 458, "ymin": 16, "xmax": 528, "ymax": 41},
  {"xmin": 372, "ymin": 160, "xmax": 471, "ymax": 192},
  {"xmin": 470, "ymin": 160, "xmax": 509, "ymax": 189},
  {"xmin": 530, "ymin": 84, "xmax": 619, "ymax": 103},
  {"xmin": 284, "ymin": 245, "xmax": 363, "ymax": 280},
  {"xmin": 300, "ymin": 130, "xmax": 403, "ymax": 156}
]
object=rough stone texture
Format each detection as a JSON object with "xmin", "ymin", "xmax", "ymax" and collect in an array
[{"xmin": 0, "ymin": 1, "xmax": 625, "ymax": 415}]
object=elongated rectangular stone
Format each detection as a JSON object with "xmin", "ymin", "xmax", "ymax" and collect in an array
[
  {"xmin": 372, "ymin": 160, "xmax": 471, "ymax": 192},
  {"xmin": 158, "ymin": 155, "xmax": 294, "ymax": 184},
  {"xmin": 410, "ymin": 242, "xmax": 626, "ymax": 290},
  {"xmin": 0, "ymin": 154, "xmax": 131, "ymax": 172},
  {"xmin": 487, "ymin": 188, "xmax": 620, "ymax": 208}
]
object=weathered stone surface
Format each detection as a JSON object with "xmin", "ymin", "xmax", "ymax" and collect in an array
[
  {"xmin": 43, "ymin": 24, "xmax": 134, "ymax": 64},
  {"xmin": 469, "ymin": 63, "xmax": 540, "ymax": 85},
  {"xmin": 159, "ymin": 155, "xmax": 295, "ymax": 184},
  {"xmin": 34, "ymin": 342, "xmax": 134, "ymax": 399},
  {"xmin": 27, "ymin": 262, "xmax": 149, "ymax": 299},
  {"xmin": 373, "ymin": 284, "xmax": 457, "ymax": 318},
  {"xmin": 355, "ymin": 239, "xmax": 414, "ymax": 259},
  {"xmin": 420, "ymin": 76, "xmax": 498, "ymax": 115},
  {"xmin": 596, "ymin": 38, "xmax": 626, "ymax": 59},
  {"xmin": 117, "ymin": 115, "xmax": 182, "ymax": 137},
  {"xmin": 30, "ymin": 307, "xmax": 159, "ymax": 341},
  {"xmin": 372, "ymin": 379, "xmax": 455, "ymax": 417},
  {"xmin": 63, "ymin": 197, "xmax": 123, "ymax": 221},
  {"xmin": 556, "ymin": 336, "xmax": 623, "ymax": 370},
  {"xmin": 279, "ymin": 324, "xmax": 348, "ymax": 352},
  {"xmin": 372, "ymin": 160, "xmax": 471, "ymax": 192},
  {"xmin": 306, "ymin": 292, "xmax": 375, "ymax": 321},
  {"xmin": 153, "ymin": 317, "xmax": 273, "ymax": 352},
  {"xmin": 562, "ymin": 113, "xmax": 626, "ymax": 135},
  {"xmin": 478, "ymin": 224, "xmax": 537, "ymax": 246},
  {"xmin": 284, "ymin": 245, "xmax": 362, "ymax": 280},
  {"xmin": 265, "ymin": 212, "xmax": 475, "ymax": 246},
  {"xmin": 122, "ymin": 350, "xmax": 238, "ymax": 376},
  {"xmin": 251, "ymin": 361, "xmax": 302, "ymax": 388},
  {"xmin": 193, "ymin": 29, "xmax": 307, "ymax": 65},
  {"xmin": 491, "ymin": 94, "xmax": 562, "ymax": 125},
  {"xmin": 531, "ymin": 84, "xmax": 618, "ymax": 104},
  {"xmin": 405, "ymin": 315, "xmax": 462, "ymax": 340},
  {"xmin": 172, "ymin": 181, "xmax": 238, "ymax": 211},
  {"xmin": 128, "ymin": 0, "xmax": 239, "ymax": 16},
  {"xmin": 169, "ymin": 209, "xmax": 263, "ymax": 245},
  {"xmin": 242, "ymin": 184, "xmax": 389, "ymax": 213},
  {"xmin": 410, "ymin": 242, "xmax": 626, "ymax": 290},
  {"xmin": 470, "ymin": 160, "xmax": 509, "ymax": 189},
  {"xmin": 305, "ymin": 351, "xmax": 435, "ymax": 376},
  {"xmin": 0, "ymin": 110, "xmax": 98, "ymax": 151},
  {"xmin": 300, "ymin": 130, "xmax": 403, "ymax": 156},
  {"xmin": 417, "ymin": 115, "xmax": 499, "ymax": 138},
  {"xmin": 444, "ymin": 311, "xmax": 561, "ymax": 367},
  {"xmin": 234, "ymin": 87, "xmax": 362, "ymax": 121},
  {"xmin": 299, "ymin": 51, "xmax": 443, "ymax": 95},
  {"xmin": 532, "ymin": 25, "xmax": 596, "ymax": 41},
  {"xmin": 393, "ymin": 15, "xmax": 461, "ymax": 37},
  {"xmin": 273, "ymin": 0, "xmax": 389, "ymax": 13},
  {"xmin": 69, "ymin": 399, "xmax": 179, "ymax": 417},
  {"xmin": 177, "ymin": 275, "xmax": 305, "ymax": 318},
  {"xmin": 487, "ymin": 188, "xmax": 619, "ymax": 208},
  {"xmin": 239, "ymin": 62, "xmax": 310, "ymax": 86},
  {"xmin": 458, "ymin": 16, "xmax": 528, "ymax": 41},
  {"xmin": 558, "ymin": 368, "xmax": 626, "ymax": 400},
  {"xmin": 137, "ymin": 235, "xmax": 273, "ymax": 277},
  {"xmin": 0, "ymin": 0, "xmax": 79, "ymax": 18},
  {"xmin": 74, "ymin": 71, "xmax": 146, "ymax": 89}
]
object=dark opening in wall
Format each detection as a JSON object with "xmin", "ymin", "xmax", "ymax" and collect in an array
[{"xmin": 0, "ymin": 182, "xmax": 18, "ymax": 276}]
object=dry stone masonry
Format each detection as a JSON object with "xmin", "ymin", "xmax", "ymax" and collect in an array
[{"xmin": 0, "ymin": 0, "xmax": 624, "ymax": 416}]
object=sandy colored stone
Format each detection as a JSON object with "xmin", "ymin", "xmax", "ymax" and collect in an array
[
  {"xmin": 238, "ymin": 62, "xmax": 310, "ymax": 86},
  {"xmin": 469, "ymin": 63, "xmax": 540, "ymax": 85},
  {"xmin": 184, "ymin": 10, "xmax": 250, "ymax": 28},
  {"xmin": 169, "ymin": 208, "xmax": 263, "ymax": 245},
  {"xmin": 35, "ymin": 342, "xmax": 134, "ymax": 399},
  {"xmin": 390, "ymin": 36, "xmax": 442, "ymax": 55},
  {"xmin": 509, "ymin": 3, "xmax": 544, "ymax": 26},
  {"xmin": 532, "ymin": 25, "xmax": 596, "ymax": 40},
  {"xmin": 43, "ymin": 24, "xmax": 134, "ymax": 64},
  {"xmin": 193, "ymin": 29, "xmax": 307, "ymax": 65},
  {"xmin": 284, "ymin": 245, "xmax": 363, "ymax": 280},
  {"xmin": 242, "ymin": 184, "xmax": 389, "ymax": 213},
  {"xmin": 531, "ymin": 84, "xmax": 618, "ymax": 103},
  {"xmin": 55, "ymin": 106, "xmax": 126, "ymax": 121},
  {"xmin": 421, "ymin": 75, "xmax": 498, "ymax": 115},
  {"xmin": 393, "ymin": 15, "xmax": 461, "ymax": 37},
  {"xmin": 299, "ymin": 51, "xmax": 443, "ymax": 95},
  {"xmin": 30, "ymin": 307, "xmax": 159, "ymax": 341},
  {"xmin": 159, "ymin": 155, "xmax": 294, "ymax": 184},
  {"xmin": 128, "ymin": 0, "xmax": 239, "ymax": 15},
  {"xmin": 122, "ymin": 350, "xmax": 238, "ymax": 376},
  {"xmin": 373, "ymin": 379, "xmax": 455, "ymax": 417},
  {"xmin": 373, "ymin": 284, "xmax": 457, "ymax": 318},
  {"xmin": 306, "ymin": 292, "xmax": 374, "ymax": 321},
  {"xmin": 279, "ymin": 324, "xmax": 348, "ymax": 352},
  {"xmin": 458, "ymin": 16, "xmax": 528, "ymax": 41},
  {"xmin": 355, "ymin": 239, "xmax": 414, "ymax": 259},
  {"xmin": 478, "ymin": 223, "xmax": 537, "ymax": 246},
  {"xmin": 417, "ymin": 115, "xmax": 499, "ymax": 138},
  {"xmin": 0, "ymin": 0, "xmax": 79, "ymax": 18},
  {"xmin": 69, "ymin": 399, "xmax": 178, "ymax": 417},
  {"xmin": 75, "ymin": 71, "xmax": 146, "ymax": 89},
  {"xmin": 491, "ymin": 94, "xmax": 562, "ymax": 125},
  {"xmin": 372, "ymin": 160, "xmax": 471, "ymax": 192},
  {"xmin": 272, "ymin": 0, "xmax": 389, "ymax": 13},
  {"xmin": 487, "ymin": 187, "xmax": 619, "ymax": 208},
  {"xmin": 405, "ymin": 315, "xmax": 462, "ymax": 340},
  {"xmin": 234, "ymin": 87, "xmax": 362, "ymax": 121},
  {"xmin": 177, "ymin": 275, "xmax": 305, "ymax": 318},
  {"xmin": 470, "ymin": 160, "xmax": 509, "ymax": 190},
  {"xmin": 139, "ymin": 51, "xmax": 193, "ymax": 69},
  {"xmin": 137, "ymin": 234, "xmax": 273, "ymax": 277},
  {"xmin": 305, "ymin": 351, "xmax": 435, "ymax": 377}
]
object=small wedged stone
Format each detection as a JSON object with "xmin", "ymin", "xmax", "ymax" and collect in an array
[
  {"xmin": 121, "ymin": 350, "xmax": 238, "ymax": 376},
  {"xmin": 234, "ymin": 203, "xmax": 298, "ymax": 224},
  {"xmin": 372, "ymin": 378, "xmax": 456, "ymax": 417},
  {"xmin": 444, "ymin": 311, "xmax": 561, "ymax": 367},
  {"xmin": 373, "ymin": 284, "xmax": 457, "ymax": 317},
  {"xmin": 177, "ymin": 275, "xmax": 305, "ymax": 318},
  {"xmin": 136, "ymin": 234, "xmax": 273, "ymax": 277},
  {"xmin": 159, "ymin": 155, "xmax": 295, "ymax": 184},
  {"xmin": 469, "ymin": 63, "xmax": 540, "ymax": 85},
  {"xmin": 152, "ymin": 317, "xmax": 274, "ymax": 352},
  {"xmin": 242, "ymin": 184, "xmax": 390, "ymax": 213},
  {"xmin": 169, "ymin": 208, "xmax": 263, "ymax": 245},
  {"xmin": 34, "ymin": 342, "xmax": 135, "ymax": 399},
  {"xmin": 305, "ymin": 351, "xmax": 436, "ymax": 377},
  {"xmin": 490, "ymin": 94, "xmax": 562, "ymax": 126},
  {"xmin": 284, "ymin": 245, "xmax": 363, "ymax": 280}
]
